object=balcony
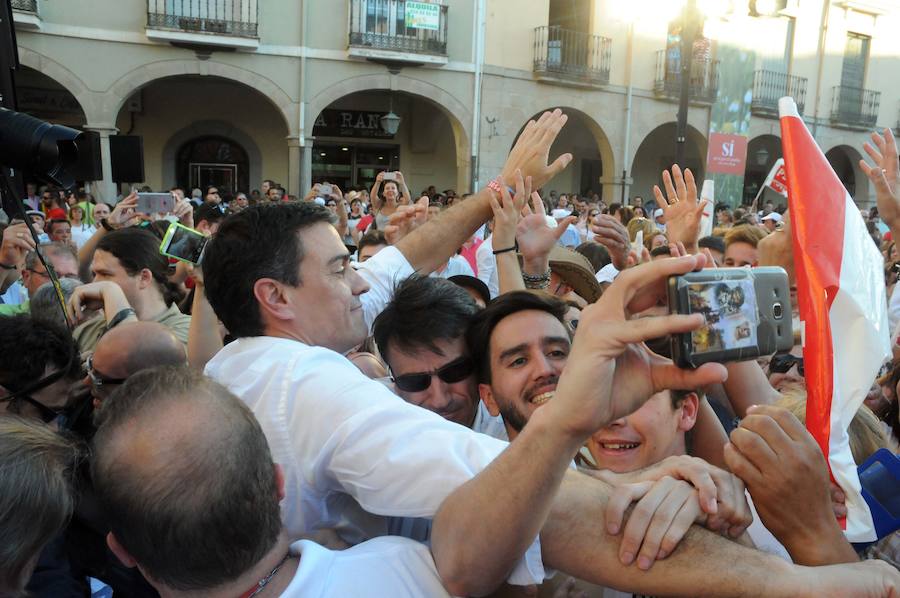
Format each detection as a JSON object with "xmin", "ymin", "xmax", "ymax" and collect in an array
[
  {"xmin": 830, "ymin": 85, "xmax": 880, "ymax": 129},
  {"xmin": 11, "ymin": 0, "xmax": 40, "ymax": 30},
  {"xmin": 654, "ymin": 49, "xmax": 719, "ymax": 104},
  {"xmin": 145, "ymin": 0, "xmax": 259, "ymax": 50},
  {"xmin": 532, "ymin": 26, "xmax": 611, "ymax": 88},
  {"xmin": 348, "ymin": 0, "xmax": 448, "ymax": 66},
  {"xmin": 751, "ymin": 70, "xmax": 807, "ymax": 117}
]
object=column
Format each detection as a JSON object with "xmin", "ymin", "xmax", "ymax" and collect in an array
[
  {"xmin": 287, "ymin": 135, "xmax": 301, "ymax": 197},
  {"xmin": 83, "ymin": 124, "xmax": 118, "ymax": 204},
  {"xmin": 299, "ymin": 139, "xmax": 314, "ymax": 194}
]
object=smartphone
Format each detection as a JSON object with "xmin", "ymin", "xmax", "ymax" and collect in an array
[
  {"xmin": 159, "ymin": 222, "xmax": 209, "ymax": 264},
  {"xmin": 667, "ymin": 267, "xmax": 793, "ymax": 368},
  {"xmin": 383, "ymin": 172, "xmax": 397, "ymax": 181},
  {"xmin": 318, "ymin": 184, "xmax": 333, "ymax": 197},
  {"xmin": 137, "ymin": 192, "xmax": 175, "ymax": 214}
]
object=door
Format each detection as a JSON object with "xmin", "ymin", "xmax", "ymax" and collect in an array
[{"xmin": 839, "ymin": 33, "xmax": 870, "ymax": 118}]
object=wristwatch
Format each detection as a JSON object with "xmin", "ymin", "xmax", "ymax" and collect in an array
[{"xmin": 99, "ymin": 218, "xmax": 114, "ymax": 232}]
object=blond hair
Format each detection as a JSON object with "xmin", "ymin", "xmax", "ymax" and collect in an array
[{"xmin": 724, "ymin": 224, "xmax": 768, "ymax": 249}]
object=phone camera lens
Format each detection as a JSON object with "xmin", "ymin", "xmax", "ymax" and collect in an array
[{"xmin": 773, "ymin": 303, "xmax": 783, "ymax": 320}]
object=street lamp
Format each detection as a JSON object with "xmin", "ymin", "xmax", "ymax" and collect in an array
[{"xmin": 380, "ymin": 92, "xmax": 401, "ymax": 136}]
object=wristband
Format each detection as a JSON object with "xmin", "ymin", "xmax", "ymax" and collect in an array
[
  {"xmin": 100, "ymin": 218, "xmax": 114, "ymax": 232},
  {"xmin": 487, "ymin": 178, "xmax": 516, "ymax": 197},
  {"xmin": 522, "ymin": 268, "xmax": 552, "ymax": 290},
  {"xmin": 492, "ymin": 242, "xmax": 518, "ymax": 255},
  {"xmin": 106, "ymin": 307, "xmax": 136, "ymax": 331},
  {"xmin": 0, "ymin": 261, "xmax": 16, "ymax": 270}
]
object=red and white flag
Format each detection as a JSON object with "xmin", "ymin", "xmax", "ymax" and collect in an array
[{"xmin": 779, "ymin": 97, "xmax": 890, "ymax": 543}]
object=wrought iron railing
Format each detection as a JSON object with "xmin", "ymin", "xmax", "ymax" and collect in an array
[
  {"xmin": 146, "ymin": 0, "xmax": 258, "ymax": 38},
  {"xmin": 349, "ymin": 0, "xmax": 448, "ymax": 56},
  {"xmin": 533, "ymin": 26, "xmax": 611, "ymax": 85},
  {"xmin": 654, "ymin": 49, "xmax": 719, "ymax": 104},
  {"xmin": 830, "ymin": 85, "xmax": 880, "ymax": 129},
  {"xmin": 751, "ymin": 70, "xmax": 807, "ymax": 115},
  {"xmin": 11, "ymin": 0, "xmax": 38, "ymax": 13}
]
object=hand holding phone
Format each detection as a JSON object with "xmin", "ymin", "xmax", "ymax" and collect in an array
[
  {"xmin": 318, "ymin": 184, "xmax": 333, "ymax": 198},
  {"xmin": 160, "ymin": 222, "xmax": 209, "ymax": 264},
  {"xmin": 668, "ymin": 267, "xmax": 792, "ymax": 368},
  {"xmin": 382, "ymin": 172, "xmax": 397, "ymax": 182},
  {"xmin": 137, "ymin": 192, "xmax": 175, "ymax": 215}
]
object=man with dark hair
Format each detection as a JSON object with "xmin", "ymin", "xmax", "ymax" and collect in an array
[
  {"xmin": 72, "ymin": 228, "xmax": 190, "ymax": 351},
  {"xmin": 199, "ymin": 112, "xmax": 892, "ymax": 596},
  {"xmin": 357, "ymin": 229, "xmax": 387, "ymax": 262},
  {"xmin": 698, "ymin": 235, "xmax": 725, "ymax": 267},
  {"xmin": 0, "ymin": 315, "xmax": 81, "ymax": 423},
  {"xmin": 373, "ymin": 275, "xmax": 501, "ymax": 432},
  {"xmin": 466, "ymin": 291, "xmax": 570, "ymax": 439},
  {"xmin": 47, "ymin": 219, "xmax": 73, "ymax": 246},
  {"xmin": 193, "ymin": 202, "xmax": 226, "ymax": 235}
]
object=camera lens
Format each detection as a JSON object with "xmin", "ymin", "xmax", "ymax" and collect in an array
[{"xmin": 773, "ymin": 303, "xmax": 783, "ymax": 319}]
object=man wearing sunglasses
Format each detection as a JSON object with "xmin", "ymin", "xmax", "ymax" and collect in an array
[
  {"xmin": 373, "ymin": 275, "xmax": 506, "ymax": 438},
  {"xmin": 0, "ymin": 315, "xmax": 82, "ymax": 425}
]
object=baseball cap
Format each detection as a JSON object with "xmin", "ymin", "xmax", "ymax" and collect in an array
[
  {"xmin": 654, "ymin": 208, "xmax": 664, "ymax": 219},
  {"xmin": 761, "ymin": 212, "xmax": 783, "ymax": 223},
  {"xmin": 448, "ymin": 275, "xmax": 491, "ymax": 306}
]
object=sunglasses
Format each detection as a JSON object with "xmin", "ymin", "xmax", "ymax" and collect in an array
[
  {"xmin": 769, "ymin": 353, "xmax": 804, "ymax": 377},
  {"xmin": 87, "ymin": 354, "xmax": 127, "ymax": 389},
  {"xmin": 392, "ymin": 356, "xmax": 475, "ymax": 393}
]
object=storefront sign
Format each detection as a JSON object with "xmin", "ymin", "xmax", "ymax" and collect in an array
[
  {"xmin": 17, "ymin": 86, "xmax": 82, "ymax": 115},
  {"xmin": 313, "ymin": 109, "xmax": 395, "ymax": 139},
  {"xmin": 405, "ymin": 1, "xmax": 440, "ymax": 31}
]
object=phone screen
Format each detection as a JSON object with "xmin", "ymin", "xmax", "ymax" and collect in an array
[
  {"xmin": 686, "ymin": 279, "xmax": 759, "ymax": 355},
  {"xmin": 164, "ymin": 225, "xmax": 207, "ymax": 264},
  {"xmin": 137, "ymin": 193, "xmax": 174, "ymax": 214}
]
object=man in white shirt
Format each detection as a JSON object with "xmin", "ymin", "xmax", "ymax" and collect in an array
[
  {"xmin": 92, "ymin": 366, "xmax": 452, "ymax": 598},
  {"xmin": 200, "ymin": 110, "xmax": 894, "ymax": 597},
  {"xmin": 476, "ymin": 229, "xmax": 499, "ymax": 298}
]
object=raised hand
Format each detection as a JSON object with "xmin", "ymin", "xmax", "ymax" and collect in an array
[
  {"xmin": 591, "ymin": 215, "xmax": 630, "ymax": 270},
  {"xmin": 0, "ymin": 221, "xmax": 37, "ymax": 268},
  {"xmin": 517, "ymin": 189, "xmax": 575, "ymax": 262},
  {"xmin": 501, "ymin": 108, "xmax": 573, "ymax": 189},
  {"xmin": 489, "ymin": 171, "xmax": 529, "ymax": 252},
  {"xmin": 107, "ymin": 192, "xmax": 140, "ymax": 229},
  {"xmin": 173, "ymin": 197, "xmax": 194, "ymax": 228},
  {"xmin": 384, "ymin": 196, "xmax": 429, "ymax": 246},
  {"xmin": 653, "ymin": 165, "xmax": 706, "ymax": 253},
  {"xmin": 860, "ymin": 129, "xmax": 900, "ymax": 239}
]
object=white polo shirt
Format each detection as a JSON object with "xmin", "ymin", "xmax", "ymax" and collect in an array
[{"xmin": 205, "ymin": 245, "xmax": 545, "ymax": 586}]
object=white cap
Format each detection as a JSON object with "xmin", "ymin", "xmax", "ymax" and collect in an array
[
  {"xmin": 654, "ymin": 208, "xmax": 664, "ymax": 219},
  {"xmin": 761, "ymin": 212, "xmax": 783, "ymax": 223},
  {"xmin": 313, "ymin": 197, "xmax": 326, "ymax": 206}
]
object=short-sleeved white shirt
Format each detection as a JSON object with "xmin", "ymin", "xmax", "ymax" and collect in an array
[
  {"xmin": 205, "ymin": 245, "xmax": 546, "ymax": 585},
  {"xmin": 282, "ymin": 537, "xmax": 451, "ymax": 597}
]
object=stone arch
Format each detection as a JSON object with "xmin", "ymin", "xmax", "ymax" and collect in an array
[
  {"xmin": 100, "ymin": 60, "xmax": 297, "ymax": 134},
  {"xmin": 510, "ymin": 107, "xmax": 616, "ymax": 200},
  {"xmin": 17, "ymin": 47, "xmax": 92, "ymax": 122},
  {"xmin": 161, "ymin": 120, "xmax": 263, "ymax": 194},
  {"xmin": 744, "ymin": 134, "xmax": 783, "ymax": 205},
  {"xmin": 631, "ymin": 122, "xmax": 708, "ymax": 203},
  {"xmin": 825, "ymin": 144, "xmax": 868, "ymax": 203},
  {"xmin": 307, "ymin": 73, "xmax": 472, "ymax": 191}
]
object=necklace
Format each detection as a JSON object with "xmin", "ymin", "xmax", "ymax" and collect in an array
[{"xmin": 238, "ymin": 552, "xmax": 291, "ymax": 598}]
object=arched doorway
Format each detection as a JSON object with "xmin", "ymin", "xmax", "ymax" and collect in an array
[
  {"xmin": 176, "ymin": 136, "xmax": 249, "ymax": 197},
  {"xmin": 825, "ymin": 145, "xmax": 867, "ymax": 203},
  {"xmin": 631, "ymin": 123, "xmax": 707, "ymax": 205},
  {"xmin": 311, "ymin": 90, "xmax": 463, "ymax": 194},
  {"xmin": 114, "ymin": 75, "xmax": 288, "ymax": 192},
  {"xmin": 510, "ymin": 108, "xmax": 614, "ymax": 200},
  {"xmin": 743, "ymin": 135, "xmax": 783, "ymax": 204}
]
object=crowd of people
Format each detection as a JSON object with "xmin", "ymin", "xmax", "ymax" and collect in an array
[{"xmin": 0, "ymin": 108, "xmax": 898, "ymax": 597}]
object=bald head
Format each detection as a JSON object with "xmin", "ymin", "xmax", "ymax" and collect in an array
[
  {"xmin": 92, "ymin": 321, "xmax": 186, "ymax": 381},
  {"xmin": 91, "ymin": 366, "xmax": 281, "ymax": 591}
]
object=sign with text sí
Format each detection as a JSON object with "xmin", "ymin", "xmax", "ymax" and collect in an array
[
  {"xmin": 706, "ymin": 133, "xmax": 748, "ymax": 176},
  {"xmin": 313, "ymin": 109, "xmax": 394, "ymax": 139},
  {"xmin": 405, "ymin": 1, "xmax": 440, "ymax": 31}
]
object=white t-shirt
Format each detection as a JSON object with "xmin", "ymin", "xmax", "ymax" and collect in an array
[
  {"xmin": 282, "ymin": 537, "xmax": 451, "ymax": 597},
  {"xmin": 70, "ymin": 223, "xmax": 96, "ymax": 249},
  {"xmin": 432, "ymin": 254, "xmax": 476, "ymax": 279},
  {"xmin": 475, "ymin": 235, "xmax": 499, "ymax": 299},
  {"xmin": 204, "ymin": 245, "xmax": 546, "ymax": 586}
]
